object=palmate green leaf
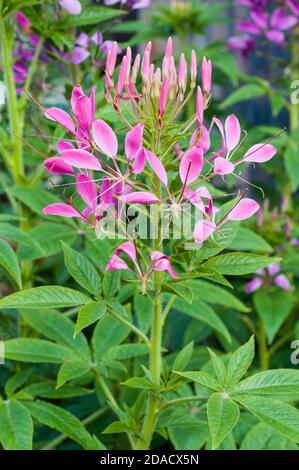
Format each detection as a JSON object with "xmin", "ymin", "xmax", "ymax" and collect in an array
[
  {"xmin": 0, "ymin": 286, "xmax": 91, "ymax": 309},
  {"xmin": 187, "ymin": 280, "xmax": 249, "ymax": 312},
  {"xmin": 0, "ymin": 239, "xmax": 22, "ymax": 290},
  {"xmin": 173, "ymin": 342, "xmax": 194, "ymax": 372},
  {"xmin": 62, "ymin": 242, "xmax": 101, "ymax": 297},
  {"xmin": 207, "ymin": 392, "xmax": 240, "ymax": 449},
  {"xmin": 5, "ymin": 368, "xmax": 34, "ymax": 397},
  {"xmin": 121, "ymin": 377, "xmax": 155, "ymax": 390},
  {"xmin": 173, "ymin": 371, "xmax": 221, "ymax": 391},
  {"xmin": 240, "ymin": 423, "xmax": 298, "ymax": 450},
  {"xmin": 75, "ymin": 301, "xmax": 106, "ymax": 337},
  {"xmin": 19, "ymin": 222, "xmax": 77, "ymax": 259},
  {"xmin": 134, "ymin": 294, "xmax": 152, "ymax": 334},
  {"xmin": 109, "ymin": 343, "xmax": 148, "ymax": 360},
  {"xmin": 4, "ymin": 338, "xmax": 76, "ymax": 363},
  {"xmin": 174, "ymin": 298, "xmax": 231, "ymax": 343},
  {"xmin": 228, "ymin": 227, "xmax": 273, "ymax": 253},
  {"xmin": 54, "ymin": 6, "xmax": 125, "ymax": 28},
  {"xmin": 102, "ymin": 421, "xmax": 130, "ymax": 435},
  {"xmin": 167, "ymin": 268, "xmax": 232, "ymax": 288},
  {"xmin": 57, "ymin": 361, "xmax": 91, "ymax": 389},
  {"xmin": 167, "ymin": 414, "xmax": 209, "ymax": 451},
  {"xmin": 254, "ymin": 289, "xmax": 294, "ymax": 344},
  {"xmin": 21, "ymin": 309, "xmax": 90, "ymax": 360},
  {"xmin": 0, "ymin": 400, "xmax": 33, "ymax": 450},
  {"xmin": 203, "ymin": 253, "xmax": 279, "ymax": 275},
  {"xmin": 24, "ymin": 400, "xmax": 105, "ymax": 450},
  {"xmin": 208, "ymin": 348, "xmax": 227, "ymax": 384},
  {"xmin": 226, "ymin": 336, "xmax": 254, "ymax": 385},
  {"xmin": 236, "ymin": 396, "xmax": 299, "ymax": 443},
  {"xmin": 103, "ymin": 270, "xmax": 121, "ymax": 299},
  {"xmin": 233, "ymin": 369, "xmax": 299, "ymax": 396}
]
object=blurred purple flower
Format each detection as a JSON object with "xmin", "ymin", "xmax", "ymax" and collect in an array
[
  {"xmin": 104, "ymin": 0, "xmax": 151, "ymax": 9},
  {"xmin": 245, "ymin": 262, "xmax": 292, "ymax": 293},
  {"xmin": 227, "ymin": 35, "xmax": 256, "ymax": 60},
  {"xmin": 59, "ymin": 0, "xmax": 82, "ymax": 15},
  {"xmin": 71, "ymin": 32, "xmax": 121, "ymax": 65},
  {"xmin": 287, "ymin": 0, "xmax": 299, "ymax": 16}
]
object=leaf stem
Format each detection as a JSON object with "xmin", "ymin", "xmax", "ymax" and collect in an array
[{"xmin": 107, "ymin": 306, "xmax": 151, "ymax": 349}]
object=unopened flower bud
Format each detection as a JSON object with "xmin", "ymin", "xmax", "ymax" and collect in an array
[{"xmin": 190, "ymin": 50, "xmax": 197, "ymax": 88}]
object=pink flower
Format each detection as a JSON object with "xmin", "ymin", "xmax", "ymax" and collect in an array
[
  {"xmin": 59, "ymin": 0, "xmax": 82, "ymax": 15},
  {"xmin": 245, "ymin": 262, "xmax": 292, "ymax": 293}
]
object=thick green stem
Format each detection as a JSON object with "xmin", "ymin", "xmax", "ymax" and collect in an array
[
  {"xmin": 0, "ymin": 16, "xmax": 23, "ymax": 182},
  {"xmin": 259, "ymin": 320, "xmax": 269, "ymax": 371},
  {"xmin": 136, "ymin": 175, "xmax": 163, "ymax": 450}
]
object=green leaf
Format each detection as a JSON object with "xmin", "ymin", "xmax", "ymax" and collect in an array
[
  {"xmin": 121, "ymin": 377, "xmax": 154, "ymax": 390},
  {"xmin": 0, "ymin": 286, "xmax": 91, "ymax": 309},
  {"xmin": 62, "ymin": 242, "xmax": 101, "ymax": 297},
  {"xmin": 4, "ymin": 338, "xmax": 76, "ymax": 363},
  {"xmin": 254, "ymin": 290, "xmax": 294, "ymax": 344},
  {"xmin": 284, "ymin": 139, "xmax": 299, "ymax": 193},
  {"xmin": 187, "ymin": 280, "xmax": 249, "ymax": 312},
  {"xmin": 226, "ymin": 336, "xmax": 255, "ymax": 385},
  {"xmin": 174, "ymin": 298, "xmax": 231, "ymax": 343},
  {"xmin": 57, "ymin": 361, "xmax": 91, "ymax": 389},
  {"xmin": 228, "ymin": 227, "xmax": 273, "ymax": 253},
  {"xmin": 103, "ymin": 270, "xmax": 120, "ymax": 299},
  {"xmin": 134, "ymin": 294, "xmax": 152, "ymax": 334},
  {"xmin": 173, "ymin": 342, "xmax": 194, "ymax": 372},
  {"xmin": 75, "ymin": 301, "xmax": 106, "ymax": 336},
  {"xmin": 22, "ymin": 381, "xmax": 92, "ymax": 399},
  {"xmin": 109, "ymin": 343, "xmax": 148, "ymax": 360},
  {"xmin": 173, "ymin": 371, "xmax": 221, "ymax": 391},
  {"xmin": 102, "ymin": 421, "xmax": 130, "ymax": 434},
  {"xmin": 0, "ymin": 239, "xmax": 22, "ymax": 289},
  {"xmin": 240, "ymin": 423, "xmax": 298, "ymax": 450},
  {"xmin": 208, "ymin": 348, "xmax": 227, "ymax": 384},
  {"xmin": 0, "ymin": 400, "xmax": 33, "ymax": 450},
  {"xmin": 55, "ymin": 6, "xmax": 125, "ymax": 28},
  {"xmin": 220, "ymin": 84, "xmax": 266, "ymax": 109},
  {"xmin": 162, "ymin": 283, "xmax": 193, "ymax": 304},
  {"xmin": 0, "ymin": 222, "xmax": 45, "ymax": 257},
  {"xmin": 237, "ymin": 396, "xmax": 299, "ymax": 443},
  {"xmin": 24, "ymin": 400, "xmax": 104, "ymax": 450},
  {"xmin": 9, "ymin": 186, "xmax": 61, "ymax": 215},
  {"xmin": 21, "ymin": 309, "xmax": 90, "ymax": 360},
  {"xmin": 203, "ymin": 253, "xmax": 279, "ymax": 275},
  {"xmin": 19, "ymin": 222, "xmax": 77, "ymax": 259},
  {"xmin": 233, "ymin": 369, "xmax": 299, "ymax": 396},
  {"xmin": 167, "ymin": 413, "xmax": 209, "ymax": 450},
  {"xmin": 5, "ymin": 368, "xmax": 34, "ymax": 397},
  {"xmin": 207, "ymin": 392, "xmax": 240, "ymax": 449}
]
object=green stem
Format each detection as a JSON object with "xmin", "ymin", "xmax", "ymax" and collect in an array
[
  {"xmin": 107, "ymin": 306, "xmax": 151, "ymax": 348},
  {"xmin": 259, "ymin": 320, "xmax": 269, "ymax": 371},
  {"xmin": 0, "ymin": 15, "xmax": 23, "ymax": 182},
  {"xmin": 41, "ymin": 407, "xmax": 109, "ymax": 450},
  {"xmin": 136, "ymin": 174, "xmax": 163, "ymax": 450},
  {"xmin": 160, "ymin": 395, "xmax": 207, "ymax": 412}
]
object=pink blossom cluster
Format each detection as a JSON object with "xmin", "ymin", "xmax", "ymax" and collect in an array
[
  {"xmin": 41, "ymin": 38, "xmax": 278, "ymax": 280},
  {"xmin": 245, "ymin": 262, "xmax": 292, "ymax": 293}
]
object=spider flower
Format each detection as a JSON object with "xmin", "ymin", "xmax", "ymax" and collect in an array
[{"xmin": 245, "ymin": 262, "xmax": 292, "ymax": 293}]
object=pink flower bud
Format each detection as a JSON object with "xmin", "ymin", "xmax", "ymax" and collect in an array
[
  {"xmin": 178, "ymin": 53, "xmax": 187, "ymax": 92},
  {"xmin": 141, "ymin": 50, "xmax": 150, "ymax": 87},
  {"xmin": 159, "ymin": 78, "xmax": 169, "ymax": 116},
  {"xmin": 162, "ymin": 56, "xmax": 169, "ymax": 80},
  {"xmin": 144, "ymin": 41, "xmax": 152, "ymax": 58},
  {"xmin": 125, "ymin": 47, "xmax": 132, "ymax": 84},
  {"xmin": 196, "ymin": 86, "xmax": 204, "ymax": 126},
  {"xmin": 132, "ymin": 54, "xmax": 140, "ymax": 83},
  {"xmin": 165, "ymin": 37, "xmax": 173, "ymax": 58},
  {"xmin": 202, "ymin": 56, "xmax": 212, "ymax": 94},
  {"xmin": 106, "ymin": 41, "xmax": 118, "ymax": 76},
  {"xmin": 116, "ymin": 56, "xmax": 127, "ymax": 97},
  {"xmin": 190, "ymin": 50, "xmax": 197, "ymax": 87}
]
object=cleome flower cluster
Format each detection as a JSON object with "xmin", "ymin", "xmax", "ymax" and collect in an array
[{"xmin": 41, "ymin": 37, "xmax": 278, "ymax": 281}]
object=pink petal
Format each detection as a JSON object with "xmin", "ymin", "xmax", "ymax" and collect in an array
[
  {"xmin": 105, "ymin": 254, "xmax": 130, "ymax": 272},
  {"xmin": 42, "ymin": 203, "xmax": 83, "ymax": 219},
  {"xmin": 44, "ymin": 157, "xmax": 75, "ymax": 175},
  {"xmin": 214, "ymin": 157, "xmax": 235, "ymax": 175},
  {"xmin": 146, "ymin": 151, "xmax": 168, "ymax": 186},
  {"xmin": 196, "ymin": 86, "xmax": 204, "ymax": 126},
  {"xmin": 61, "ymin": 149, "xmax": 101, "ymax": 170},
  {"xmin": 72, "ymin": 95, "xmax": 93, "ymax": 132},
  {"xmin": 245, "ymin": 277, "xmax": 263, "ymax": 293},
  {"xmin": 267, "ymin": 263, "xmax": 280, "ymax": 277},
  {"xmin": 225, "ymin": 114, "xmax": 241, "ymax": 151},
  {"xmin": 194, "ymin": 219, "xmax": 216, "ymax": 244},
  {"xmin": 226, "ymin": 198, "xmax": 260, "ymax": 221},
  {"xmin": 274, "ymin": 274, "xmax": 291, "ymax": 291},
  {"xmin": 132, "ymin": 148, "xmax": 146, "ymax": 174},
  {"xmin": 45, "ymin": 107, "xmax": 75, "ymax": 133},
  {"xmin": 125, "ymin": 124, "xmax": 144, "ymax": 160},
  {"xmin": 121, "ymin": 192, "xmax": 159, "ymax": 204},
  {"xmin": 76, "ymin": 174, "xmax": 98, "ymax": 209},
  {"xmin": 92, "ymin": 119, "xmax": 118, "ymax": 158},
  {"xmin": 159, "ymin": 78, "xmax": 169, "ymax": 116},
  {"xmin": 151, "ymin": 251, "xmax": 167, "ymax": 262},
  {"xmin": 270, "ymin": 7, "xmax": 297, "ymax": 30},
  {"xmin": 241, "ymin": 143, "xmax": 277, "ymax": 163},
  {"xmin": 251, "ymin": 10, "xmax": 268, "ymax": 29},
  {"xmin": 201, "ymin": 56, "xmax": 212, "ymax": 94},
  {"xmin": 115, "ymin": 241, "xmax": 136, "ymax": 262},
  {"xmin": 153, "ymin": 258, "xmax": 179, "ymax": 279},
  {"xmin": 265, "ymin": 30, "xmax": 285, "ymax": 44},
  {"xmin": 179, "ymin": 146, "xmax": 204, "ymax": 185},
  {"xmin": 190, "ymin": 126, "xmax": 210, "ymax": 153},
  {"xmin": 57, "ymin": 140, "xmax": 74, "ymax": 153}
]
